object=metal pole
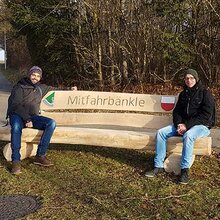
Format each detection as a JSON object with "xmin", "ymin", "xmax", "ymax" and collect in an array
[{"xmin": 4, "ymin": 31, "xmax": 6, "ymax": 69}]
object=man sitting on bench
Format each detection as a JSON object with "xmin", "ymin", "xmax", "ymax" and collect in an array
[
  {"xmin": 7, "ymin": 66, "xmax": 56, "ymax": 175},
  {"xmin": 144, "ymin": 68, "xmax": 215, "ymax": 184}
]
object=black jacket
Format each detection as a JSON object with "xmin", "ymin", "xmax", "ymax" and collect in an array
[
  {"xmin": 7, "ymin": 77, "xmax": 52, "ymax": 122},
  {"xmin": 173, "ymin": 80, "xmax": 216, "ymax": 130}
]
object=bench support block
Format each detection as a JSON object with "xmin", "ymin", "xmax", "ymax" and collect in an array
[
  {"xmin": 3, "ymin": 142, "xmax": 38, "ymax": 161},
  {"xmin": 164, "ymin": 153, "xmax": 195, "ymax": 175}
]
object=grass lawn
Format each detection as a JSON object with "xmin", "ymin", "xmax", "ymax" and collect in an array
[{"xmin": 0, "ymin": 142, "xmax": 219, "ymax": 220}]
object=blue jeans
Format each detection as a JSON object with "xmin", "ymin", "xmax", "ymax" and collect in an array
[
  {"xmin": 154, "ymin": 124, "xmax": 210, "ymax": 169},
  {"xmin": 9, "ymin": 114, "xmax": 56, "ymax": 162}
]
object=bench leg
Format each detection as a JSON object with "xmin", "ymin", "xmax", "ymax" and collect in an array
[
  {"xmin": 3, "ymin": 142, "xmax": 38, "ymax": 162},
  {"xmin": 164, "ymin": 153, "xmax": 195, "ymax": 175}
]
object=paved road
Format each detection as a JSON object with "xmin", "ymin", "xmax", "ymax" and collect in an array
[
  {"xmin": 0, "ymin": 70, "xmax": 13, "ymax": 92},
  {"xmin": 0, "ymin": 70, "xmax": 12, "ymax": 122}
]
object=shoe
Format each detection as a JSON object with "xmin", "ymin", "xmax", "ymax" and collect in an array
[
  {"xmin": 33, "ymin": 155, "xmax": 54, "ymax": 167},
  {"xmin": 179, "ymin": 168, "xmax": 189, "ymax": 185},
  {"xmin": 11, "ymin": 161, "xmax": 22, "ymax": 175},
  {"xmin": 144, "ymin": 167, "xmax": 165, "ymax": 178}
]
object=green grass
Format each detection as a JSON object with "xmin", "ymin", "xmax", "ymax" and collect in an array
[{"xmin": 0, "ymin": 142, "xmax": 219, "ymax": 220}]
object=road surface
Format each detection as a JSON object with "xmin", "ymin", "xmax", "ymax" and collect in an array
[{"xmin": 0, "ymin": 69, "xmax": 12, "ymax": 123}]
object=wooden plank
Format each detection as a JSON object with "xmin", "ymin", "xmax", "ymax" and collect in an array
[
  {"xmin": 1, "ymin": 125, "xmax": 211, "ymax": 160},
  {"xmin": 42, "ymin": 112, "xmax": 172, "ymax": 128},
  {"xmin": 210, "ymin": 128, "xmax": 220, "ymax": 149},
  {"xmin": 167, "ymin": 137, "xmax": 212, "ymax": 155},
  {"xmin": 41, "ymin": 91, "xmax": 177, "ymax": 113}
]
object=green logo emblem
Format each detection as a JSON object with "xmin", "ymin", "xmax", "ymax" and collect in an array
[{"xmin": 43, "ymin": 92, "xmax": 55, "ymax": 106}]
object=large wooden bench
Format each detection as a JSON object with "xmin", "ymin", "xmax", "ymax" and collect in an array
[{"xmin": 0, "ymin": 90, "xmax": 212, "ymax": 174}]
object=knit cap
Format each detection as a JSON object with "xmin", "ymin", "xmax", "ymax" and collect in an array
[
  {"xmin": 28, "ymin": 66, "xmax": 42, "ymax": 78},
  {"xmin": 184, "ymin": 68, "xmax": 199, "ymax": 82}
]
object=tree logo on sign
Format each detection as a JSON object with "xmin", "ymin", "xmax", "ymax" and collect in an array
[{"xmin": 43, "ymin": 92, "xmax": 55, "ymax": 106}]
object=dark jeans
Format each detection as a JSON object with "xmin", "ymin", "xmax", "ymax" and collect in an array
[{"xmin": 9, "ymin": 114, "xmax": 56, "ymax": 162}]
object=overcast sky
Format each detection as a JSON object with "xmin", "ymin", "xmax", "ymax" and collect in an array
[{"xmin": 0, "ymin": 49, "xmax": 5, "ymax": 62}]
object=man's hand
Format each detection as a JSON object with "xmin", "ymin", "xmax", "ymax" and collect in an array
[
  {"xmin": 25, "ymin": 121, "xmax": 33, "ymax": 128},
  {"xmin": 177, "ymin": 123, "xmax": 187, "ymax": 135},
  {"xmin": 71, "ymin": 86, "xmax": 77, "ymax": 91}
]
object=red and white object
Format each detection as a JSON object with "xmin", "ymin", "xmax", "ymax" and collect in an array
[{"xmin": 161, "ymin": 96, "xmax": 176, "ymax": 111}]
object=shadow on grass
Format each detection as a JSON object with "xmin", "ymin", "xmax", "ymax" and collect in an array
[
  {"xmin": 49, "ymin": 143, "xmax": 155, "ymax": 173},
  {"xmin": 0, "ymin": 141, "xmax": 154, "ymax": 173},
  {"xmin": 0, "ymin": 141, "xmax": 181, "ymax": 185}
]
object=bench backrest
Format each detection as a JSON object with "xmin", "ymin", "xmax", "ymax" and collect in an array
[{"xmin": 41, "ymin": 91, "xmax": 178, "ymax": 129}]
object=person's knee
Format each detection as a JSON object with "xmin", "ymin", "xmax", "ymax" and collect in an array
[
  {"xmin": 183, "ymin": 131, "xmax": 194, "ymax": 142},
  {"xmin": 11, "ymin": 123, "xmax": 23, "ymax": 133},
  {"xmin": 156, "ymin": 127, "xmax": 167, "ymax": 138},
  {"xmin": 183, "ymin": 130, "xmax": 192, "ymax": 139},
  {"xmin": 48, "ymin": 119, "xmax": 56, "ymax": 130},
  {"xmin": 157, "ymin": 128, "xmax": 163, "ymax": 136}
]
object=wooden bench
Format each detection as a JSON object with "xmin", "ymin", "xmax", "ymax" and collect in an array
[{"xmin": 0, "ymin": 90, "xmax": 212, "ymax": 174}]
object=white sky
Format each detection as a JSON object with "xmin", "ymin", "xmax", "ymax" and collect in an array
[{"xmin": 0, "ymin": 49, "xmax": 5, "ymax": 62}]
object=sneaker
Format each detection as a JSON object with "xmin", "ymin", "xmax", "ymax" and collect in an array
[
  {"xmin": 144, "ymin": 167, "xmax": 165, "ymax": 178},
  {"xmin": 11, "ymin": 161, "xmax": 22, "ymax": 175},
  {"xmin": 33, "ymin": 156, "xmax": 54, "ymax": 167},
  {"xmin": 179, "ymin": 168, "xmax": 189, "ymax": 185}
]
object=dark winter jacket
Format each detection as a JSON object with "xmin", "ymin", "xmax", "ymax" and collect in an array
[
  {"xmin": 7, "ymin": 77, "xmax": 52, "ymax": 122},
  {"xmin": 173, "ymin": 80, "xmax": 216, "ymax": 130}
]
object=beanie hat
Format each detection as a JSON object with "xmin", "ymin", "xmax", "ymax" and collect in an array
[
  {"xmin": 28, "ymin": 66, "xmax": 42, "ymax": 78},
  {"xmin": 184, "ymin": 68, "xmax": 199, "ymax": 82}
]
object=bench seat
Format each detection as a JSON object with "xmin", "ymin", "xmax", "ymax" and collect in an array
[{"xmin": 0, "ymin": 123, "xmax": 211, "ymax": 161}]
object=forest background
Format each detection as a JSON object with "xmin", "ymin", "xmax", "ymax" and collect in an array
[{"xmin": 0, "ymin": 0, "xmax": 219, "ymax": 93}]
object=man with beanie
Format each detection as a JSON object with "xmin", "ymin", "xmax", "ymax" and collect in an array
[
  {"xmin": 7, "ymin": 66, "xmax": 56, "ymax": 175},
  {"xmin": 144, "ymin": 68, "xmax": 215, "ymax": 184}
]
